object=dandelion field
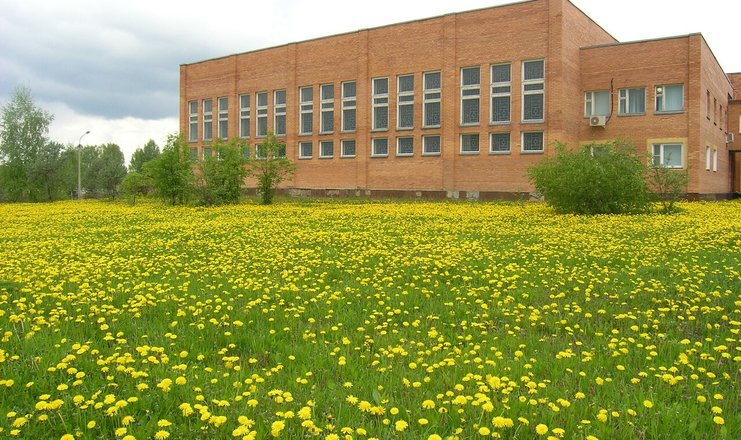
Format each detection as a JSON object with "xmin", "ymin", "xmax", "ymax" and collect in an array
[{"xmin": 0, "ymin": 200, "xmax": 738, "ymax": 440}]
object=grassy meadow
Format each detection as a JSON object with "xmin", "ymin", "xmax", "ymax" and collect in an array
[{"xmin": 0, "ymin": 199, "xmax": 738, "ymax": 439}]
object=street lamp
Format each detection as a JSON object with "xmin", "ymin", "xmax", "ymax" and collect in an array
[{"xmin": 77, "ymin": 130, "xmax": 90, "ymax": 200}]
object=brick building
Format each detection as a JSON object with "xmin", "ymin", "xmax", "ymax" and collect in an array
[{"xmin": 180, "ymin": 0, "xmax": 741, "ymax": 199}]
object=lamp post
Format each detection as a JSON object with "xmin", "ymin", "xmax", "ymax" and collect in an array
[{"xmin": 77, "ymin": 130, "xmax": 90, "ymax": 200}]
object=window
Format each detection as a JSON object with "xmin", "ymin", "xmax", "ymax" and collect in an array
[
  {"xmin": 707, "ymin": 90, "xmax": 711, "ymax": 119},
  {"xmin": 655, "ymin": 84, "xmax": 683, "ymax": 113},
  {"xmin": 713, "ymin": 97, "xmax": 717, "ymax": 125},
  {"xmin": 461, "ymin": 67, "xmax": 480, "ymax": 125},
  {"xmin": 652, "ymin": 143, "xmax": 683, "ymax": 168},
  {"xmin": 397, "ymin": 74, "xmax": 414, "ymax": 129},
  {"xmin": 423, "ymin": 72, "xmax": 441, "ymax": 128},
  {"xmin": 706, "ymin": 146, "xmax": 711, "ymax": 170},
  {"xmin": 190, "ymin": 147, "xmax": 198, "ymax": 161},
  {"xmin": 256, "ymin": 92, "xmax": 268, "ymax": 137},
  {"xmin": 522, "ymin": 132, "xmax": 544, "ymax": 153},
  {"xmin": 203, "ymin": 99, "xmax": 213, "ymax": 141},
  {"xmin": 239, "ymin": 94, "xmax": 251, "ymax": 138},
  {"xmin": 277, "ymin": 144, "xmax": 286, "ymax": 158},
  {"xmin": 342, "ymin": 81, "xmax": 356, "ymax": 132},
  {"xmin": 242, "ymin": 146, "xmax": 250, "ymax": 159},
  {"xmin": 585, "ymin": 91, "xmax": 610, "ymax": 117},
  {"xmin": 188, "ymin": 100, "xmax": 198, "ymax": 142},
  {"xmin": 202, "ymin": 147, "xmax": 212, "ymax": 159},
  {"xmin": 341, "ymin": 139, "xmax": 356, "ymax": 158},
  {"xmin": 320, "ymin": 84, "xmax": 334, "ymax": 134},
  {"xmin": 274, "ymin": 90, "xmax": 286, "ymax": 136},
  {"xmin": 299, "ymin": 86, "xmax": 313, "ymax": 135},
  {"xmin": 397, "ymin": 137, "xmax": 414, "ymax": 156},
  {"xmin": 490, "ymin": 132, "xmax": 510, "ymax": 154},
  {"xmin": 422, "ymin": 135, "xmax": 441, "ymax": 155},
  {"xmin": 372, "ymin": 78, "xmax": 389, "ymax": 131},
  {"xmin": 299, "ymin": 141, "xmax": 312, "ymax": 159},
  {"xmin": 319, "ymin": 140, "xmax": 333, "ymax": 158},
  {"xmin": 460, "ymin": 133, "xmax": 479, "ymax": 154},
  {"xmin": 217, "ymin": 97, "xmax": 228, "ymax": 139},
  {"xmin": 522, "ymin": 60, "xmax": 544, "ymax": 122},
  {"xmin": 255, "ymin": 144, "xmax": 265, "ymax": 160},
  {"xmin": 491, "ymin": 63, "xmax": 511, "ymax": 123},
  {"xmin": 619, "ymin": 88, "xmax": 645, "ymax": 115},
  {"xmin": 713, "ymin": 148, "xmax": 718, "ymax": 172},
  {"xmin": 372, "ymin": 138, "xmax": 388, "ymax": 157}
]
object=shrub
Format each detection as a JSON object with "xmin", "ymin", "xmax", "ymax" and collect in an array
[
  {"xmin": 528, "ymin": 140, "xmax": 650, "ymax": 215},
  {"xmin": 245, "ymin": 131, "xmax": 295, "ymax": 205},
  {"xmin": 194, "ymin": 138, "xmax": 248, "ymax": 206},
  {"xmin": 647, "ymin": 164, "xmax": 690, "ymax": 214},
  {"xmin": 144, "ymin": 134, "xmax": 193, "ymax": 205}
]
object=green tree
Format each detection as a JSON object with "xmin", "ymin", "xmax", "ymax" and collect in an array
[
  {"xmin": 0, "ymin": 85, "xmax": 54, "ymax": 201},
  {"xmin": 121, "ymin": 172, "xmax": 154, "ymax": 205},
  {"xmin": 144, "ymin": 134, "xmax": 194, "ymax": 205},
  {"xmin": 129, "ymin": 139, "xmax": 160, "ymax": 173},
  {"xmin": 28, "ymin": 141, "xmax": 65, "ymax": 201},
  {"xmin": 647, "ymin": 164, "xmax": 690, "ymax": 214},
  {"xmin": 245, "ymin": 131, "xmax": 295, "ymax": 205},
  {"xmin": 528, "ymin": 140, "xmax": 650, "ymax": 215},
  {"xmin": 86, "ymin": 143, "xmax": 127, "ymax": 199},
  {"xmin": 194, "ymin": 138, "xmax": 248, "ymax": 206}
]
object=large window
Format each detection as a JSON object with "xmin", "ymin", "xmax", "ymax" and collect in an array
[
  {"xmin": 619, "ymin": 88, "xmax": 645, "ymax": 115},
  {"xmin": 423, "ymin": 135, "xmax": 441, "ymax": 156},
  {"xmin": 423, "ymin": 72, "xmax": 441, "ymax": 128},
  {"xmin": 372, "ymin": 78, "xmax": 389, "ymax": 131},
  {"xmin": 300, "ymin": 86, "xmax": 313, "ymax": 135},
  {"xmin": 341, "ymin": 139, "xmax": 356, "ymax": 158},
  {"xmin": 397, "ymin": 74, "xmax": 414, "ymax": 129},
  {"xmin": 299, "ymin": 141, "xmax": 312, "ymax": 159},
  {"xmin": 319, "ymin": 140, "xmax": 333, "ymax": 158},
  {"xmin": 256, "ymin": 92, "xmax": 268, "ymax": 137},
  {"xmin": 320, "ymin": 84, "xmax": 334, "ymax": 134},
  {"xmin": 652, "ymin": 143, "xmax": 683, "ymax": 168},
  {"xmin": 217, "ymin": 97, "xmax": 228, "ymax": 139},
  {"xmin": 655, "ymin": 84, "xmax": 683, "ymax": 113},
  {"xmin": 274, "ymin": 90, "xmax": 286, "ymax": 136},
  {"xmin": 460, "ymin": 134, "xmax": 479, "ymax": 154},
  {"xmin": 396, "ymin": 137, "xmax": 413, "ymax": 156},
  {"xmin": 491, "ymin": 63, "xmax": 511, "ymax": 124},
  {"xmin": 239, "ymin": 94, "xmax": 250, "ymax": 138},
  {"xmin": 342, "ymin": 81, "xmax": 356, "ymax": 132},
  {"xmin": 461, "ymin": 67, "xmax": 480, "ymax": 125},
  {"xmin": 188, "ymin": 100, "xmax": 198, "ymax": 142},
  {"xmin": 522, "ymin": 131, "xmax": 544, "ymax": 153},
  {"xmin": 522, "ymin": 60, "xmax": 544, "ymax": 122},
  {"xmin": 584, "ymin": 91, "xmax": 610, "ymax": 117},
  {"xmin": 490, "ymin": 132, "xmax": 511, "ymax": 154},
  {"xmin": 372, "ymin": 138, "xmax": 388, "ymax": 157},
  {"xmin": 203, "ymin": 99, "xmax": 213, "ymax": 141}
]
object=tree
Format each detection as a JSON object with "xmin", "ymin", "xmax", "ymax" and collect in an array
[
  {"xmin": 194, "ymin": 138, "xmax": 248, "ymax": 206},
  {"xmin": 28, "ymin": 141, "xmax": 65, "ymax": 201},
  {"xmin": 129, "ymin": 139, "xmax": 160, "ymax": 173},
  {"xmin": 528, "ymin": 140, "xmax": 650, "ymax": 215},
  {"xmin": 0, "ymin": 85, "xmax": 54, "ymax": 202},
  {"xmin": 144, "ymin": 134, "xmax": 194, "ymax": 205},
  {"xmin": 245, "ymin": 131, "xmax": 295, "ymax": 205},
  {"xmin": 121, "ymin": 172, "xmax": 154, "ymax": 204},
  {"xmin": 86, "ymin": 143, "xmax": 127, "ymax": 199},
  {"xmin": 647, "ymin": 164, "xmax": 690, "ymax": 214}
]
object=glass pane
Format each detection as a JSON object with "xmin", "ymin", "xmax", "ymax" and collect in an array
[
  {"xmin": 461, "ymin": 134, "xmax": 479, "ymax": 152},
  {"xmin": 190, "ymin": 101, "xmax": 198, "ymax": 113},
  {"xmin": 300, "ymin": 142, "xmax": 312, "ymax": 157},
  {"xmin": 373, "ymin": 138, "xmax": 388, "ymax": 155},
  {"xmin": 523, "ymin": 60, "xmax": 544, "ymax": 81},
  {"xmin": 275, "ymin": 115, "xmax": 286, "ymax": 136},
  {"xmin": 219, "ymin": 121, "xmax": 228, "ymax": 138},
  {"xmin": 203, "ymin": 99, "xmax": 212, "ymax": 112},
  {"xmin": 462, "ymin": 67, "xmax": 480, "ymax": 86},
  {"xmin": 203, "ymin": 122, "xmax": 212, "ymax": 140},
  {"xmin": 301, "ymin": 87, "xmax": 313, "ymax": 102},
  {"xmin": 491, "ymin": 64, "xmax": 511, "ymax": 83},
  {"xmin": 257, "ymin": 117, "xmax": 267, "ymax": 136},
  {"xmin": 424, "ymin": 72, "xmax": 441, "ymax": 90},
  {"xmin": 301, "ymin": 113, "xmax": 312, "ymax": 134},
  {"xmin": 491, "ymin": 96, "xmax": 510, "ymax": 122},
  {"xmin": 595, "ymin": 91, "xmax": 610, "ymax": 116},
  {"xmin": 397, "ymin": 137, "xmax": 413, "ymax": 155},
  {"xmin": 523, "ymin": 132, "xmax": 544, "ymax": 151},
  {"xmin": 274, "ymin": 90, "xmax": 286, "ymax": 105},
  {"xmin": 374, "ymin": 107, "xmax": 388, "ymax": 130},
  {"xmin": 523, "ymin": 94, "xmax": 544, "ymax": 121},
  {"xmin": 321, "ymin": 84, "xmax": 334, "ymax": 100},
  {"xmin": 398, "ymin": 75, "xmax": 414, "ymax": 93},
  {"xmin": 320, "ymin": 141, "xmax": 333, "ymax": 157},
  {"xmin": 629, "ymin": 88, "xmax": 645, "ymax": 113},
  {"xmin": 424, "ymin": 102, "xmax": 440, "ymax": 126},
  {"xmin": 342, "ymin": 140, "xmax": 356, "ymax": 156},
  {"xmin": 462, "ymin": 98, "xmax": 480, "ymax": 124},
  {"xmin": 343, "ymin": 82, "xmax": 356, "ymax": 98},
  {"xmin": 257, "ymin": 93, "xmax": 267, "ymax": 107},
  {"xmin": 373, "ymin": 78, "xmax": 388, "ymax": 95},
  {"xmin": 491, "ymin": 133, "xmax": 510, "ymax": 152},
  {"xmin": 321, "ymin": 111, "xmax": 334, "ymax": 133},
  {"xmin": 240, "ymin": 95, "xmax": 250, "ymax": 109},
  {"xmin": 219, "ymin": 97, "xmax": 228, "ymax": 111},
  {"xmin": 240, "ymin": 118, "xmax": 250, "ymax": 137},
  {"xmin": 664, "ymin": 144, "xmax": 682, "ymax": 167},
  {"xmin": 398, "ymin": 105, "xmax": 413, "ymax": 128},
  {"xmin": 664, "ymin": 85, "xmax": 683, "ymax": 111},
  {"xmin": 343, "ymin": 109, "xmax": 356, "ymax": 131},
  {"xmin": 424, "ymin": 136, "xmax": 441, "ymax": 154}
]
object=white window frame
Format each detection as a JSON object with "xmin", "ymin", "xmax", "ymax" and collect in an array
[
  {"xmin": 490, "ymin": 63, "xmax": 511, "ymax": 124},
  {"xmin": 371, "ymin": 138, "xmax": 389, "ymax": 157},
  {"xmin": 422, "ymin": 135, "xmax": 441, "ymax": 156},
  {"xmin": 341, "ymin": 81, "xmax": 356, "ymax": 132},
  {"xmin": 423, "ymin": 71, "xmax": 441, "ymax": 128},
  {"xmin": 341, "ymin": 139, "xmax": 356, "ymax": 158},
  {"xmin": 655, "ymin": 84, "xmax": 684, "ymax": 113},
  {"xmin": 584, "ymin": 90, "xmax": 610, "ymax": 117},
  {"xmin": 202, "ymin": 146, "xmax": 212, "ymax": 160},
  {"xmin": 460, "ymin": 133, "xmax": 480, "ymax": 155},
  {"xmin": 372, "ymin": 77, "xmax": 389, "ymax": 131},
  {"xmin": 490, "ymin": 132, "xmax": 511, "ymax": 154},
  {"xmin": 618, "ymin": 87, "xmax": 645, "ymax": 115},
  {"xmin": 319, "ymin": 140, "xmax": 333, "ymax": 158},
  {"xmin": 239, "ymin": 94, "xmax": 250, "ymax": 138},
  {"xmin": 397, "ymin": 74, "xmax": 414, "ymax": 130},
  {"xmin": 202, "ymin": 99, "xmax": 213, "ymax": 141},
  {"xmin": 256, "ymin": 92, "xmax": 268, "ymax": 137},
  {"xmin": 298, "ymin": 141, "xmax": 312, "ymax": 159},
  {"xmin": 274, "ymin": 90, "xmax": 286, "ymax": 137},
  {"xmin": 460, "ymin": 66, "xmax": 480, "ymax": 126},
  {"xmin": 521, "ymin": 131, "xmax": 544, "ymax": 154},
  {"xmin": 522, "ymin": 60, "xmax": 545, "ymax": 123},
  {"xmin": 188, "ymin": 100, "xmax": 198, "ymax": 142},
  {"xmin": 320, "ymin": 84, "xmax": 334, "ymax": 134},
  {"xmin": 652, "ymin": 143, "xmax": 684, "ymax": 168},
  {"xmin": 396, "ymin": 136, "xmax": 414, "ymax": 157},
  {"xmin": 217, "ymin": 96, "xmax": 228, "ymax": 139},
  {"xmin": 299, "ymin": 86, "xmax": 313, "ymax": 135},
  {"xmin": 255, "ymin": 143, "xmax": 266, "ymax": 160}
]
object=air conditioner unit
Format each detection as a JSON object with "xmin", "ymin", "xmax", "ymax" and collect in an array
[
  {"xmin": 726, "ymin": 132, "xmax": 735, "ymax": 144},
  {"xmin": 589, "ymin": 115, "xmax": 607, "ymax": 127}
]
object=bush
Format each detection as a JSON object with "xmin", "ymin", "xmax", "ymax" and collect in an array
[
  {"xmin": 144, "ymin": 134, "xmax": 193, "ymax": 205},
  {"xmin": 245, "ymin": 131, "xmax": 295, "ymax": 205},
  {"xmin": 647, "ymin": 164, "xmax": 690, "ymax": 214},
  {"xmin": 121, "ymin": 172, "xmax": 154, "ymax": 204},
  {"xmin": 194, "ymin": 138, "xmax": 248, "ymax": 206},
  {"xmin": 528, "ymin": 140, "xmax": 650, "ymax": 215}
]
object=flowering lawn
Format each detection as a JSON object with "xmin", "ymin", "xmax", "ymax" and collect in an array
[{"xmin": 0, "ymin": 199, "xmax": 738, "ymax": 439}]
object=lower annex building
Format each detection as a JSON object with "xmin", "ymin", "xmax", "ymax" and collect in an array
[{"xmin": 180, "ymin": 0, "xmax": 741, "ymax": 199}]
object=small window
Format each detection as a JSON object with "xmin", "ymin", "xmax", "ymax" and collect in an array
[
  {"xmin": 190, "ymin": 147, "xmax": 198, "ymax": 161},
  {"xmin": 217, "ymin": 97, "xmax": 228, "ymax": 139},
  {"xmin": 396, "ymin": 137, "xmax": 414, "ymax": 156},
  {"xmin": 319, "ymin": 141, "xmax": 333, "ymax": 158},
  {"xmin": 655, "ymin": 84, "xmax": 683, "ymax": 113},
  {"xmin": 522, "ymin": 132, "xmax": 544, "ymax": 153},
  {"xmin": 299, "ymin": 142, "xmax": 312, "ymax": 159},
  {"xmin": 585, "ymin": 91, "xmax": 610, "ymax": 117},
  {"xmin": 423, "ymin": 135, "xmax": 441, "ymax": 156},
  {"xmin": 202, "ymin": 147, "xmax": 212, "ymax": 159},
  {"xmin": 341, "ymin": 140, "xmax": 356, "ymax": 158},
  {"xmin": 460, "ymin": 134, "xmax": 479, "ymax": 154},
  {"xmin": 652, "ymin": 143, "xmax": 683, "ymax": 168},
  {"xmin": 203, "ymin": 99, "xmax": 213, "ymax": 141},
  {"xmin": 188, "ymin": 101, "xmax": 198, "ymax": 142},
  {"xmin": 619, "ymin": 88, "xmax": 645, "ymax": 115},
  {"xmin": 372, "ymin": 138, "xmax": 388, "ymax": 157},
  {"xmin": 490, "ymin": 132, "xmax": 510, "ymax": 154}
]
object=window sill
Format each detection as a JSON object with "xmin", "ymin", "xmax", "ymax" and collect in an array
[
  {"xmin": 460, "ymin": 123, "xmax": 480, "ymax": 127},
  {"xmin": 521, "ymin": 150, "xmax": 544, "ymax": 154},
  {"xmin": 654, "ymin": 110, "xmax": 684, "ymax": 115},
  {"xmin": 298, "ymin": 156, "xmax": 312, "ymax": 160},
  {"xmin": 521, "ymin": 120, "xmax": 545, "ymax": 124},
  {"xmin": 396, "ymin": 127, "xmax": 414, "ymax": 131},
  {"xmin": 490, "ymin": 121, "xmax": 511, "ymax": 126},
  {"xmin": 617, "ymin": 113, "xmax": 645, "ymax": 117},
  {"xmin": 583, "ymin": 115, "xmax": 609, "ymax": 119},
  {"xmin": 319, "ymin": 132, "xmax": 334, "ymax": 135},
  {"xmin": 318, "ymin": 156, "xmax": 334, "ymax": 160},
  {"xmin": 371, "ymin": 154, "xmax": 389, "ymax": 158},
  {"xmin": 422, "ymin": 152, "xmax": 441, "ymax": 157},
  {"xmin": 340, "ymin": 130, "xmax": 356, "ymax": 134},
  {"xmin": 422, "ymin": 125, "xmax": 441, "ymax": 130},
  {"xmin": 298, "ymin": 133, "xmax": 312, "ymax": 137},
  {"xmin": 340, "ymin": 155, "xmax": 356, "ymax": 159},
  {"xmin": 396, "ymin": 153, "xmax": 414, "ymax": 157},
  {"xmin": 371, "ymin": 128, "xmax": 389, "ymax": 133},
  {"xmin": 489, "ymin": 151, "xmax": 511, "ymax": 155},
  {"xmin": 460, "ymin": 151, "xmax": 480, "ymax": 156}
]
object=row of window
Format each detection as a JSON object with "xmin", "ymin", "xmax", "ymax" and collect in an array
[
  {"xmin": 584, "ymin": 84, "xmax": 684, "ymax": 117},
  {"xmin": 187, "ymin": 60, "xmax": 546, "ymax": 143},
  {"xmin": 706, "ymin": 90, "xmax": 728, "ymax": 131}
]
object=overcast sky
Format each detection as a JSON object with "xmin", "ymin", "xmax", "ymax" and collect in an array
[{"xmin": 1, "ymin": 0, "xmax": 739, "ymax": 164}]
